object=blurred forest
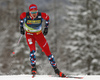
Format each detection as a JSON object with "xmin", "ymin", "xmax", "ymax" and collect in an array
[{"xmin": 0, "ymin": 0, "xmax": 100, "ymax": 75}]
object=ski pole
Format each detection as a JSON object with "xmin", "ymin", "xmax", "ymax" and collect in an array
[
  {"xmin": 12, "ymin": 35, "xmax": 23, "ymax": 54},
  {"xmin": 17, "ymin": 34, "xmax": 23, "ymax": 45}
]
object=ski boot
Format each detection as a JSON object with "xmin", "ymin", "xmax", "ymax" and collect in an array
[
  {"xmin": 31, "ymin": 67, "xmax": 37, "ymax": 78},
  {"xmin": 54, "ymin": 67, "xmax": 66, "ymax": 77}
]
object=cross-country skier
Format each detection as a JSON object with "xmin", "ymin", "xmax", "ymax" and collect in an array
[{"xmin": 20, "ymin": 4, "xmax": 66, "ymax": 77}]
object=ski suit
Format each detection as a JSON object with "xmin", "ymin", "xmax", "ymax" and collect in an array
[{"xmin": 20, "ymin": 12, "xmax": 57, "ymax": 67}]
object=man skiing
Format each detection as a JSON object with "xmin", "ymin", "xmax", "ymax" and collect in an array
[{"xmin": 20, "ymin": 4, "xmax": 66, "ymax": 77}]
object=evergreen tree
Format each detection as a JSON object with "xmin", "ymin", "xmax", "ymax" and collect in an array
[{"xmin": 62, "ymin": 0, "xmax": 100, "ymax": 75}]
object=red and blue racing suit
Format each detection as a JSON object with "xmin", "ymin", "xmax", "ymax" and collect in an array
[{"xmin": 20, "ymin": 12, "xmax": 57, "ymax": 68}]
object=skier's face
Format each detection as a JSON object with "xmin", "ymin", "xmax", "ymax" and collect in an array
[{"xmin": 30, "ymin": 10, "xmax": 38, "ymax": 19}]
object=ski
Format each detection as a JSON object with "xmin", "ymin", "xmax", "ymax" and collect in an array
[
  {"xmin": 65, "ymin": 75, "xmax": 84, "ymax": 79},
  {"xmin": 49, "ymin": 75, "xmax": 83, "ymax": 79}
]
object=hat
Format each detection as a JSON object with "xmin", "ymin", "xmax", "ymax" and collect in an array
[{"xmin": 29, "ymin": 4, "xmax": 38, "ymax": 11}]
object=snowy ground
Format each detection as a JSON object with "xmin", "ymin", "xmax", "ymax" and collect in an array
[{"xmin": 0, "ymin": 75, "xmax": 100, "ymax": 80}]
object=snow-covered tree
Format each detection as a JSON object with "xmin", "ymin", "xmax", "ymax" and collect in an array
[{"xmin": 62, "ymin": 0, "xmax": 100, "ymax": 75}]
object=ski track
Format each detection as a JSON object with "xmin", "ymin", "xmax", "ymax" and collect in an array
[{"xmin": 0, "ymin": 75, "xmax": 100, "ymax": 80}]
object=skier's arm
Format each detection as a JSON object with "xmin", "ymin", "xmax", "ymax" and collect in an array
[
  {"xmin": 41, "ymin": 12, "xmax": 50, "ymax": 35},
  {"xmin": 41, "ymin": 12, "xmax": 50, "ymax": 28},
  {"xmin": 20, "ymin": 12, "xmax": 26, "ymax": 35}
]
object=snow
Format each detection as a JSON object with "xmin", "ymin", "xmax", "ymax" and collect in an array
[{"xmin": 0, "ymin": 75, "xmax": 100, "ymax": 80}]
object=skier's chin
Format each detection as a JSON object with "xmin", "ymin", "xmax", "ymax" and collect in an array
[
  {"xmin": 32, "ymin": 14, "xmax": 37, "ymax": 18},
  {"xmin": 33, "ymin": 15, "xmax": 36, "ymax": 17}
]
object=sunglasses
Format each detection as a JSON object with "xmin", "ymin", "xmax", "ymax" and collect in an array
[{"xmin": 30, "ymin": 11, "xmax": 38, "ymax": 14}]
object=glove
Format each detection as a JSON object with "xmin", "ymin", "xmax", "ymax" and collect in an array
[
  {"xmin": 20, "ymin": 27, "xmax": 25, "ymax": 35},
  {"xmin": 43, "ymin": 27, "xmax": 48, "ymax": 36}
]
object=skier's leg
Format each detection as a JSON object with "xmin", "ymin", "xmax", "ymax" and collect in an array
[
  {"xmin": 34, "ymin": 32, "xmax": 51, "ymax": 56},
  {"xmin": 30, "ymin": 50, "xmax": 37, "ymax": 77},
  {"xmin": 35, "ymin": 32, "xmax": 57, "ymax": 67},
  {"xmin": 25, "ymin": 32, "xmax": 36, "ymax": 77},
  {"xmin": 35, "ymin": 33, "xmax": 57, "ymax": 67},
  {"xmin": 35, "ymin": 32, "xmax": 66, "ymax": 77},
  {"xmin": 48, "ymin": 54, "xmax": 65, "ymax": 77},
  {"xmin": 25, "ymin": 32, "xmax": 36, "ymax": 52},
  {"xmin": 48, "ymin": 54, "xmax": 57, "ymax": 68}
]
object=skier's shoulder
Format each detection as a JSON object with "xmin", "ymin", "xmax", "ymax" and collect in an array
[
  {"xmin": 41, "ymin": 12, "xmax": 46, "ymax": 16},
  {"xmin": 40, "ymin": 12, "xmax": 49, "ymax": 20},
  {"xmin": 20, "ymin": 12, "xmax": 27, "ymax": 19}
]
